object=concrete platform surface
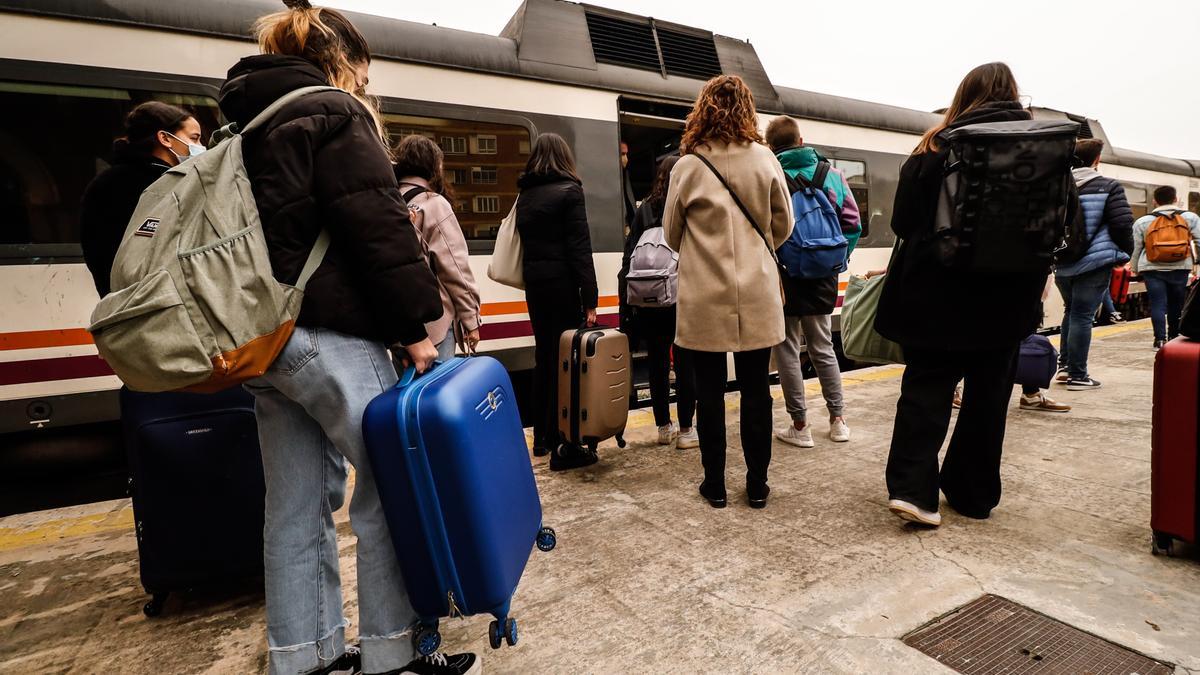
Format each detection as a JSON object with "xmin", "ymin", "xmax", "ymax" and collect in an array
[{"xmin": 1, "ymin": 321, "xmax": 1198, "ymax": 674}]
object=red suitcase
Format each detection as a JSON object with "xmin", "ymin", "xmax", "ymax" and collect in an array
[
  {"xmin": 1151, "ymin": 338, "xmax": 1200, "ymax": 555},
  {"xmin": 1110, "ymin": 266, "xmax": 1132, "ymax": 304}
]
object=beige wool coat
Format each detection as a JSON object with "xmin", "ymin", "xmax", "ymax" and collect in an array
[{"xmin": 663, "ymin": 141, "xmax": 794, "ymax": 353}]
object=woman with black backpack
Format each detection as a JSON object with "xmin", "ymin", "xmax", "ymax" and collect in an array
[
  {"xmin": 620, "ymin": 155, "xmax": 698, "ymax": 450},
  {"xmin": 876, "ymin": 62, "xmax": 1076, "ymax": 528}
]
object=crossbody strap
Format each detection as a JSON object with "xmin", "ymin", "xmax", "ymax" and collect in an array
[{"xmin": 693, "ymin": 153, "xmax": 782, "ymax": 268}]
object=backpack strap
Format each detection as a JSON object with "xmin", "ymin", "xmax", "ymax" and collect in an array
[
  {"xmin": 693, "ymin": 153, "xmax": 781, "ymax": 268},
  {"xmin": 295, "ymin": 229, "xmax": 331, "ymax": 292},
  {"xmin": 240, "ymin": 85, "xmax": 342, "ymax": 135},
  {"xmin": 401, "ymin": 185, "xmax": 428, "ymax": 203},
  {"xmin": 810, "ymin": 160, "xmax": 832, "ymax": 194}
]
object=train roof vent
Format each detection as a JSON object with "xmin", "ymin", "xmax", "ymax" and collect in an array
[
  {"xmin": 584, "ymin": 12, "xmax": 661, "ymax": 73},
  {"xmin": 658, "ymin": 28, "xmax": 722, "ymax": 80},
  {"xmin": 1076, "ymin": 120, "xmax": 1094, "ymax": 139}
]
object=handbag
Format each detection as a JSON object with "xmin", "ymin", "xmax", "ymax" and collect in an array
[
  {"xmin": 487, "ymin": 203, "xmax": 524, "ymax": 290},
  {"xmin": 841, "ymin": 241, "xmax": 904, "ymax": 365},
  {"xmin": 693, "ymin": 153, "xmax": 786, "ymax": 305}
]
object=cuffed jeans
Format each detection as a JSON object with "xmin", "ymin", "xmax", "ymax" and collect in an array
[
  {"xmin": 1143, "ymin": 270, "xmax": 1190, "ymax": 341},
  {"xmin": 245, "ymin": 327, "xmax": 416, "ymax": 675},
  {"xmin": 773, "ymin": 314, "xmax": 845, "ymax": 425},
  {"xmin": 1055, "ymin": 266, "xmax": 1111, "ymax": 380}
]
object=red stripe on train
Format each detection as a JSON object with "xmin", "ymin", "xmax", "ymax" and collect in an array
[
  {"xmin": 0, "ymin": 355, "xmax": 113, "ymax": 386},
  {"xmin": 478, "ymin": 313, "xmax": 618, "ymax": 341}
]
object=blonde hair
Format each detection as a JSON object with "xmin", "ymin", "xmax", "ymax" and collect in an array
[{"xmin": 254, "ymin": 3, "xmax": 385, "ymax": 141}]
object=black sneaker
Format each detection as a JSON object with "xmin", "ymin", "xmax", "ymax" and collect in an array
[
  {"xmin": 1066, "ymin": 377, "xmax": 1102, "ymax": 391},
  {"xmin": 393, "ymin": 652, "xmax": 480, "ymax": 675},
  {"xmin": 531, "ymin": 446, "xmax": 550, "ymax": 457},
  {"xmin": 698, "ymin": 481, "xmax": 727, "ymax": 508},
  {"xmin": 1153, "ymin": 339, "xmax": 1167, "ymax": 350},
  {"xmin": 548, "ymin": 443, "xmax": 598, "ymax": 471},
  {"xmin": 747, "ymin": 483, "xmax": 770, "ymax": 510}
]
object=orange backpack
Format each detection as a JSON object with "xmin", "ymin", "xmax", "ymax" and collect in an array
[{"xmin": 1144, "ymin": 210, "xmax": 1193, "ymax": 263}]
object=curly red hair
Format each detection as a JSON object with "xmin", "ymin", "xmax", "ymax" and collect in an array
[{"xmin": 680, "ymin": 75, "xmax": 763, "ymax": 154}]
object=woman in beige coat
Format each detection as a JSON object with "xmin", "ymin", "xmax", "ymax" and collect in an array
[
  {"xmin": 393, "ymin": 135, "xmax": 482, "ymax": 361},
  {"xmin": 663, "ymin": 75, "xmax": 793, "ymax": 510}
]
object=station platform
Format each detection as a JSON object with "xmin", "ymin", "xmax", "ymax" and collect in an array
[{"xmin": 1, "ymin": 321, "xmax": 1198, "ymax": 674}]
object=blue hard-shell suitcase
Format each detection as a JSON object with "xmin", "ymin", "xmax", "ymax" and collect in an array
[
  {"xmin": 363, "ymin": 356, "xmax": 555, "ymax": 655},
  {"xmin": 1015, "ymin": 334, "xmax": 1057, "ymax": 389},
  {"xmin": 120, "ymin": 387, "xmax": 265, "ymax": 618}
]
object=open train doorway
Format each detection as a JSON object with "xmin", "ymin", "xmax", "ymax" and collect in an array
[{"xmin": 618, "ymin": 97, "xmax": 690, "ymax": 212}]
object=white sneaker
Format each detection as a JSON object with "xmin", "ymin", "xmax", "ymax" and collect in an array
[
  {"xmin": 776, "ymin": 424, "xmax": 814, "ymax": 448},
  {"xmin": 656, "ymin": 422, "xmax": 679, "ymax": 445},
  {"xmin": 830, "ymin": 418, "xmax": 850, "ymax": 442},
  {"xmin": 888, "ymin": 499, "xmax": 942, "ymax": 527},
  {"xmin": 676, "ymin": 427, "xmax": 699, "ymax": 449}
]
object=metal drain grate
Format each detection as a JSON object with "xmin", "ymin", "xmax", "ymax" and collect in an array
[{"xmin": 903, "ymin": 595, "xmax": 1173, "ymax": 674}]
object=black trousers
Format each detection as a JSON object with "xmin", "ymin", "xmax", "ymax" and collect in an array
[
  {"xmin": 641, "ymin": 307, "xmax": 696, "ymax": 429},
  {"xmin": 691, "ymin": 348, "xmax": 773, "ymax": 492},
  {"xmin": 886, "ymin": 343, "xmax": 1019, "ymax": 517},
  {"xmin": 526, "ymin": 284, "xmax": 583, "ymax": 450}
]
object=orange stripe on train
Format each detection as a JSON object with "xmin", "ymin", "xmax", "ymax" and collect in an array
[{"xmin": 0, "ymin": 328, "xmax": 95, "ymax": 351}]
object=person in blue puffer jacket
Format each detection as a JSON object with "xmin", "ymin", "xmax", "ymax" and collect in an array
[{"xmin": 1053, "ymin": 138, "xmax": 1133, "ymax": 391}]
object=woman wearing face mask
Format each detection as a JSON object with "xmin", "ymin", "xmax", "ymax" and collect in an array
[
  {"xmin": 80, "ymin": 101, "xmax": 203, "ymax": 297},
  {"xmin": 224, "ymin": 2, "xmax": 467, "ymax": 674}
]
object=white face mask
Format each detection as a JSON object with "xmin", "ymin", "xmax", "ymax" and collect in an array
[{"xmin": 165, "ymin": 131, "xmax": 206, "ymax": 162}]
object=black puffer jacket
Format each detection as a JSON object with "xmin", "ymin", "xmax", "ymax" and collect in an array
[
  {"xmin": 515, "ymin": 171, "xmax": 599, "ymax": 308},
  {"xmin": 80, "ymin": 155, "xmax": 171, "ymax": 297},
  {"xmin": 219, "ymin": 55, "xmax": 441, "ymax": 346},
  {"xmin": 875, "ymin": 101, "xmax": 1077, "ymax": 350}
]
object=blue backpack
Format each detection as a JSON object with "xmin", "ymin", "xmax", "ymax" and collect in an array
[{"xmin": 777, "ymin": 161, "xmax": 848, "ymax": 279}]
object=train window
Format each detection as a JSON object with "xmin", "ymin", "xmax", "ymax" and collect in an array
[
  {"xmin": 1189, "ymin": 191, "xmax": 1199, "ymax": 213},
  {"xmin": 385, "ymin": 112, "xmax": 531, "ymax": 241},
  {"xmin": 0, "ymin": 81, "xmax": 219, "ymax": 256},
  {"xmin": 830, "ymin": 158, "xmax": 869, "ymax": 231},
  {"xmin": 1123, "ymin": 184, "xmax": 1148, "ymax": 219}
]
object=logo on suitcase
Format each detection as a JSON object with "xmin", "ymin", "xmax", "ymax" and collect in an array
[{"xmin": 476, "ymin": 387, "xmax": 505, "ymax": 420}]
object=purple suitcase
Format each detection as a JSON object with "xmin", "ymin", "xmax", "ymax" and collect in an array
[{"xmin": 363, "ymin": 356, "xmax": 555, "ymax": 655}]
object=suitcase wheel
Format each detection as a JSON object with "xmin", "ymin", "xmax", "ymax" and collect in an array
[
  {"xmin": 536, "ymin": 526, "xmax": 557, "ymax": 552},
  {"xmin": 505, "ymin": 618, "xmax": 518, "ymax": 647},
  {"xmin": 488, "ymin": 620, "xmax": 504, "ymax": 650},
  {"xmin": 143, "ymin": 592, "xmax": 169, "ymax": 618},
  {"xmin": 1151, "ymin": 531, "xmax": 1175, "ymax": 557},
  {"xmin": 413, "ymin": 625, "xmax": 442, "ymax": 656}
]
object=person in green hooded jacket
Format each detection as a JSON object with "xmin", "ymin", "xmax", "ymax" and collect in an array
[{"xmin": 766, "ymin": 116, "xmax": 862, "ymax": 448}]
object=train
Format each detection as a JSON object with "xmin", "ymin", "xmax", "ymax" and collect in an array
[{"xmin": 2, "ymin": 0, "xmax": 1198, "ymax": 512}]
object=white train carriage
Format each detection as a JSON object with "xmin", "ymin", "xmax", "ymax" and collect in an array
[{"xmin": 0, "ymin": 0, "xmax": 1196, "ymax": 509}]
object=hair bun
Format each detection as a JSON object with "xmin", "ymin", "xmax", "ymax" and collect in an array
[{"xmin": 283, "ymin": 0, "xmax": 313, "ymax": 8}]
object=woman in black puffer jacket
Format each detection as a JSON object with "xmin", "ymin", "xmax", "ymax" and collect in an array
[
  {"xmin": 220, "ymin": 4, "xmax": 466, "ymax": 675},
  {"xmin": 515, "ymin": 133, "xmax": 599, "ymax": 470}
]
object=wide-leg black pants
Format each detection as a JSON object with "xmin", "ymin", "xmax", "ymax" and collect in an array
[{"xmin": 691, "ymin": 347, "xmax": 773, "ymax": 495}]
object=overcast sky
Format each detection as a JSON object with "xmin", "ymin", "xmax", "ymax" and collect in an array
[{"xmin": 325, "ymin": 0, "xmax": 1200, "ymax": 159}]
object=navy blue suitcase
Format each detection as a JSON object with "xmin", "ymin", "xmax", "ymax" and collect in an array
[
  {"xmin": 1015, "ymin": 334, "xmax": 1057, "ymax": 389},
  {"xmin": 120, "ymin": 387, "xmax": 265, "ymax": 617},
  {"xmin": 363, "ymin": 356, "xmax": 554, "ymax": 655}
]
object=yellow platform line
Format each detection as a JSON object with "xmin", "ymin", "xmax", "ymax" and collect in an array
[{"xmin": 0, "ymin": 321, "xmax": 1151, "ymax": 553}]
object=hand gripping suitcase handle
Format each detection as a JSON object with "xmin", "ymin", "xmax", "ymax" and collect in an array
[{"xmin": 396, "ymin": 360, "xmax": 445, "ymax": 388}]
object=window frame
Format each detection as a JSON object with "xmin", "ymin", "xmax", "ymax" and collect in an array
[
  {"xmin": 440, "ymin": 135, "xmax": 467, "ymax": 155},
  {"xmin": 472, "ymin": 195, "xmax": 500, "ymax": 214},
  {"xmin": 470, "ymin": 166, "xmax": 498, "ymax": 185},
  {"xmin": 472, "ymin": 134, "xmax": 498, "ymax": 155},
  {"xmin": 0, "ymin": 58, "xmax": 223, "ymax": 264}
]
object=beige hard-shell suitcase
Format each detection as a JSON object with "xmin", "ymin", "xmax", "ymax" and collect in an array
[{"xmin": 557, "ymin": 327, "xmax": 630, "ymax": 451}]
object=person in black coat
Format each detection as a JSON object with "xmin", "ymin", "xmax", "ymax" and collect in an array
[
  {"xmin": 80, "ymin": 102, "xmax": 203, "ymax": 297},
  {"xmin": 876, "ymin": 62, "xmax": 1077, "ymax": 527},
  {"xmin": 619, "ymin": 155, "xmax": 697, "ymax": 449},
  {"xmin": 515, "ymin": 132, "xmax": 599, "ymax": 470},
  {"xmin": 218, "ymin": 5, "xmax": 460, "ymax": 674}
]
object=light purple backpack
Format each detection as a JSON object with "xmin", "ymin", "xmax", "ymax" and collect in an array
[{"xmin": 625, "ymin": 226, "xmax": 678, "ymax": 308}]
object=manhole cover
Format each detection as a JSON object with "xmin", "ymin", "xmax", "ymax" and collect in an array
[{"xmin": 903, "ymin": 595, "xmax": 1174, "ymax": 674}]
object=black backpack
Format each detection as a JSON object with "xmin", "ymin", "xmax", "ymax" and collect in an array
[{"xmin": 932, "ymin": 119, "xmax": 1079, "ymax": 275}]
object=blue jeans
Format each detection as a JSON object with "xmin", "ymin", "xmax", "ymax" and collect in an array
[
  {"xmin": 1100, "ymin": 290, "xmax": 1116, "ymax": 317},
  {"xmin": 245, "ymin": 327, "xmax": 415, "ymax": 675},
  {"xmin": 1055, "ymin": 266, "xmax": 1111, "ymax": 380},
  {"xmin": 1143, "ymin": 270, "xmax": 1190, "ymax": 340}
]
